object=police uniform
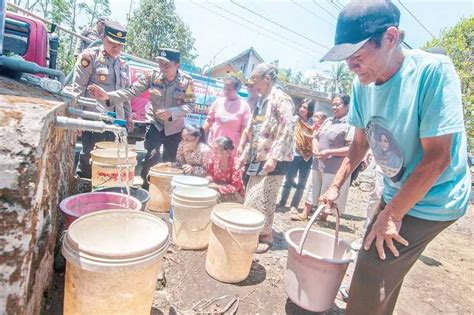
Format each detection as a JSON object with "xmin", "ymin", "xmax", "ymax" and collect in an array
[
  {"xmin": 72, "ymin": 21, "xmax": 131, "ymax": 178},
  {"xmin": 106, "ymin": 48, "xmax": 195, "ymax": 186}
]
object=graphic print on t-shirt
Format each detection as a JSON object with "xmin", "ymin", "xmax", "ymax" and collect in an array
[{"xmin": 366, "ymin": 117, "xmax": 404, "ymax": 182}]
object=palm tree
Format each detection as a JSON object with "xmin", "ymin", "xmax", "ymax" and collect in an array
[{"xmin": 325, "ymin": 62, "xmax": 353, "ymax": 94}]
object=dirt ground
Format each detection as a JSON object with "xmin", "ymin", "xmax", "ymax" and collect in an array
[{"xmin": 42, "ymin": 171, "xmax": 474, "ymax": 314}]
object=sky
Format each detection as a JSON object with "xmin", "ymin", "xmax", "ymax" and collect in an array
[{"xmin": 105, "ymin": 0, "xmax": 473, "ymax": 75}]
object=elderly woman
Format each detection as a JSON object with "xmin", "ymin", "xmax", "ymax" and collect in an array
[
  {"xmin": 173, "ymin": 124, "xmax": 211, "ymax": 176},
  {"xmin": 278, "ymin": 98, "xmax": 315, "ymax": 213},
  {"xmin": 203, "ymin": 75, "xmax": 251, "ymax": 148},
  {"xmin": 206, "ymin": 136, "xmax": 244, "ymax": 203},
  {"xmin": 292, "ymin": 94, "xmax": 354, "ymax": 221},
  {"xmin": 237, "ymin": 63, "xmax": 295, "ymax": 253}
]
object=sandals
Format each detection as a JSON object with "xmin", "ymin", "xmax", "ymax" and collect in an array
[
  {"xmin": 256, "ymin": 241, "xmax": 273, "ymax": 254},
  {"xmin": 290, "ymin": 213, "xmax": 309, "ymax": 221},
  {"xmin": 339, "ymin": 286, "xmax": 349, "ymax": 302}
]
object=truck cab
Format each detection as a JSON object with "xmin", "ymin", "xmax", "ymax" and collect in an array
[{"xmin": 4, "ymin": 12, "xmax": 50, "ymax": 68}]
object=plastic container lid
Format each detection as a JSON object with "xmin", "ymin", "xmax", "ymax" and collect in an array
[
  {"xmin": 211, "ymin": 203, "xmax": 265, "ymax": 234},
  {"xmin": 149, "ymin": 164, "xmax": 183, "ymax": 176},
  {"xmin": 90, "ymin": 148, "xmax": 137, "ymax": 159},
  {"xmin": 172, "ymin": 186, "xmax": 217, "ymax": 201},
  {"xmin": 171, "ymin": 175, "xmax": 209, "ymax": 188},
  {"xmin": 62, "ymin": 210, "xmax": 169, "ymax": 271}
]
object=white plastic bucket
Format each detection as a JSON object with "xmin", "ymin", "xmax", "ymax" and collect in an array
[
  {"xmin": 90, "ymin": 149, "xmax": 137, "ymax": 189},
  {"xmin": 147, "ymin": 163, "xmax": 183, "ymax": 212},
  {"xmin": 285, "ymin": 205, "xmax": 356, "ymax": 312},
  {"xmin": 95, "ymin": 141, "xmax": 136, "ymax": 151},
  {"xmin": 170, "ymin": 175, "xmax": 209, "ymax": 189},
  {"xmin": 205, "ymin": 203, "xmax": 265, "ymax": 283},
  {"xmin": 171, "ymin": 187, "xmax": 218, "ymax": 250},
  {"xmin": 61, "ymin": 210, "xmax": 169, "ymax": 315}
]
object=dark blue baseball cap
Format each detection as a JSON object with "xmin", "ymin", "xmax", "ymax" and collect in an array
[{"xmin": 321, "ymin": 0, "xmax": 400, "ymax": 62}]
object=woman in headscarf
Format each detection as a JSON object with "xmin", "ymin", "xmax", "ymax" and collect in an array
[{"xmin": 278, "ymin": 98, "xmax": 315, "ymax": 213}]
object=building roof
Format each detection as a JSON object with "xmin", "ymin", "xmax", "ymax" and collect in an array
[{"xmin": 203, "ymin": 47, "xmax": 264, "ymax": 76}]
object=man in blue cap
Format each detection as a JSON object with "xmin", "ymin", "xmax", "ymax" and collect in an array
[{"xmin": 318, "ymin": 1, "xmax": 470, "ymax": 313}]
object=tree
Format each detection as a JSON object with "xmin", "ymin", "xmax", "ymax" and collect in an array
[
  {"xmin": 277, "ymin": 68, "xmax": 292, "ymax": 83},
  {"xmin": 78, "ymin": 0, "xmax": 111, "ymax": 27},
  {"xmin": 293, "ymin": 71, "xmax": 303, "ymax": 85},
  {"xmin": 126, "ymin": 0, "xmax": 196, "ymax": 64},
  {"xmin": 423, "ymin": 17, "xmax": 474, "ymax": 150},
  {"xmin": 325, "ymin": 62, "xmax": 353, "ymax": 95}
]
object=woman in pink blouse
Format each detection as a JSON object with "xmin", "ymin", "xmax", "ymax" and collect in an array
[
  {"xmin": 206, "ymin": 137, "xmax": 244, "ymax": 203},
  {"xmin": 203, "ymin": 75, "xmax": 251, "ymax": 148}
]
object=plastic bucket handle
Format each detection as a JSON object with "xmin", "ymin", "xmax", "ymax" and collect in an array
[
  {"xmin": 296, "ymin": 204, "xmax": 341, "ymax": 257},
  {"xmin": 224, "ymin": 226, "xmax": 256, "ymax": 255}
]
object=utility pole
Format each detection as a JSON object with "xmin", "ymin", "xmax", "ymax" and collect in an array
[{"xmin": 127, "ymin": 0, "xmax": 134, "ymax": 25}]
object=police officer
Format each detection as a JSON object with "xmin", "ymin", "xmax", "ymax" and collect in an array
[
  {"xmin": 72, "ymin": 20, "xmax": 132, "ymax": 179},
  {"xmin": 88, "ymin": 48, "xmax": 195, "ymax": 189}
]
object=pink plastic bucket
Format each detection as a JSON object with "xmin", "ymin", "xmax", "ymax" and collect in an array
[
  {"xmin": 285, "ymin": 205, "xmax": 356, "ymax": 312},
  {"xmin": 59, "ymin": 192, "xmax": 142, "ymax": 228}
]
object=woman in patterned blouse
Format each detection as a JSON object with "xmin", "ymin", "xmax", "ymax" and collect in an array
[
  {"xmin": 236, "ymin": 63, "xmax": 295, "ymax": 253},
  {"xmin": 206, "ymin": 137, "xmax": 244, "ymax": 203},
  {"xmin": 174, "ymin": 124, "xmax": 211, "ymax": 176}
]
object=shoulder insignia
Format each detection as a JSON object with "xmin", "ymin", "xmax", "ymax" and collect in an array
[{"xmin": 80, "ymin": 54, "xmax": 91, "ymax": 68}]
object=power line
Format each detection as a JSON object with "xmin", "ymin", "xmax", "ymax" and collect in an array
[
  {"xmin": 206, "ymin": 1, "xmax": 319, "ymax": 54},
  {"xmin": 312, "ymin": 0, "xmax": 338, "ymax": 20},
  {"xmin": 328, "ymin": 0, "xmax": 343, "ymax": 11},
  {"xmin": 291, "ymin": 0, "xmax": 335, "ymax": 27},
  {"xmin": 397, "ymin": 0, "xmax": 436, "ymax": 39},
  {"xmin": 187, "ymin": 0, "xmax": 318, "ymax": 59},
  {"xmin": 229, "ymin": 0, "xmax": 330, "ymax": 50},
  {"xmin": 334, "ymin": 0, "xmax": 345, "ymax": 9}
]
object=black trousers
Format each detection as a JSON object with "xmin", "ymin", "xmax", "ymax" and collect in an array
[
  {"xmin": 76, "ymin": 131, "xmax": 115, "ymax": 179},
  {"xmin": 279, "ymin": 155, "xmax": 312, "ymax": 208},
  {"xmin": 141, "ymin": 125, "xmax": 181, "ymax": 188}
]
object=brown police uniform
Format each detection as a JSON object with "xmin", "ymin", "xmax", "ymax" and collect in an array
[
  {"xmin": 71, "ymin": 21, "xmax": 131, "ymax": 179},
  {"xmin": 73, "ymin": 46, "xmax": 131, "ymax": 120},
  {"xmin": 107, "ymin": 67, "xmax": 195, "ymax": 185}
]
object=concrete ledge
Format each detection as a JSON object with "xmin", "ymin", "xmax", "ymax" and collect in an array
[{"xmin": 0, "ymin": 76, "xmax": 75, "ymax": 314}]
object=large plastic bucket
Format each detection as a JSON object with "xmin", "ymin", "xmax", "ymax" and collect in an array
[
  {"xmin": 205, "ymin": 203, "xmax": 265, "ymax": 283},
  {"xmin": 94, "ymin": 186, "xmax": 149, "ymax": 212},
  {"xmin": 148, "ymin": 163, "xmax": 183, "ymax": 212},
  {"xmin": 90, "ymin": 149, "xmax": 137, "ymax": 189},
  {"xmin": 170, "ymin": 175, "xmax": 209, "ymax": 190},
  {"xmin": 95, "ymin": 141, "xmax": 136, "ymax": 151},
  {"xmin": 171, "ymin": 187, "xmax": 218, "ymax": 250},
  {"xmin": 59, "ymin": 192, "xmax": 142, "ymax": 229},
  {"xmin": 284, "ymin": 205, "xmax": 356, "ymax": 312},
  {"xmin": 62, "ymin": 210, "xmax": 169, "ymax": 315}
]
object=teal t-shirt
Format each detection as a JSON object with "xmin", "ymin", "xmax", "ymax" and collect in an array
[{"xmin": 348, "ymin": 49, "xmax": 471, "ymax": 221}]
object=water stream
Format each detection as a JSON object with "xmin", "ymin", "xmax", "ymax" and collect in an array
[{"xmin": 113, "ymin": 128, "xmax": 131, "ymax": 209}]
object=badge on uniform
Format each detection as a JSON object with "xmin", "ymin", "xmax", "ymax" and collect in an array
[
  {"xmin": 80, "ymin": 56, "xmax": 90, "ymax": 68},
  {"xmin": 96, "ymin": 67, "xmax": 109, "ymax": 83}
]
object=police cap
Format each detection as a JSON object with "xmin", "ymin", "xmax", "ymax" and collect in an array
[
  {"xmin": 104, "ymin": 20, "xmax": 127, "ymax": 45},
  {"xmin": 155, "ymin": 48, "xmax": 180, "ymax": 63}
]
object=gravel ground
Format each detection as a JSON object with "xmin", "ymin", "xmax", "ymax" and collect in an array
[{"xmin": 43, "ymin": 171, "xmax": 473, "ymax": 314}]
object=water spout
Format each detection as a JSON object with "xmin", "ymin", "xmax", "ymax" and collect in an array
[{"xmin": 55, "ymin": 116, "xmax": 124, "ymax": 133}]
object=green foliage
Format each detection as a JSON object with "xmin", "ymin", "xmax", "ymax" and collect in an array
[
  {"xmin": 78, "ymin": 0, "xmax": 111, "ymax": 27},
  {"xmin": 423, "ymin": 17, "xmax": 474, "ymax": 150},
  {"xmin": 126, "ymin": 0, "xmax": 196, "ymax": 64},
  {"xmin": 325, "ymin": 62, "xmax": 353, "ymax": 95},
  {"xmin": 11, "ymin": 0, "xmax": 112, "ymax": 74}
]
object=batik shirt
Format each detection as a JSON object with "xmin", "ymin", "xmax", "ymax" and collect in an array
[{"xmin": 242, "ymin": 87, "xmax": 295, "ymax": 164}]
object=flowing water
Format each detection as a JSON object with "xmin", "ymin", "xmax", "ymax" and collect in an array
[{"xmin": 113, "ymin": 128, "xmax": 132, "ymax": 237}]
